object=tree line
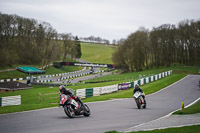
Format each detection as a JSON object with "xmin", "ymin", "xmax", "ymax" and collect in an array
[
  {"xmin": 79, "ymin": 36, "xmax": 110, "ymax": 44},
  {"xmin": 0, "ymin": 13, "xmax": 81, "ymax": 68},
  {"xmin": 112, "ymin": 19, "xmax": 200, "ymax": 72}
]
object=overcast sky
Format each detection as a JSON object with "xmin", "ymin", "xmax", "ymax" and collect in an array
[{"xmin": 0, "ymin": 0, "xmax": 200, "ymax": 41}]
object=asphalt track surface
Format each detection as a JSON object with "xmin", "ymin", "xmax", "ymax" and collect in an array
[{"xmin": 0, "ymin": 75, "xmax": 200, "ymax": 133}]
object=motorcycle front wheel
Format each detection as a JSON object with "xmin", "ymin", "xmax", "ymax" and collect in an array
[
  {"xmin": 136, "ymin": 99, "xmax": 141, "ymax": 109},
  {"xmin": 142, "ymin": 99, "xmax": 147, "ymax": 109},
  {"xmin": 64, "ymin": 105, "xmax": 75, "ymax": 118},
  {"xmin": 83, "ymin": 104, "xmax": 90, "ymax": 117}
]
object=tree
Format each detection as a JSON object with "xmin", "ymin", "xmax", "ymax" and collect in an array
[{"xmin": 75, "ymin": 36, "xmax": 82, "ymax": 58}]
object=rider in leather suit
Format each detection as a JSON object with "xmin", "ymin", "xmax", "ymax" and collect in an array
[
  {"xmin": 133, "ymin": 84, "xmax": 146, "ymax": 104},
  {"xmin": 59, "ymin": 85, "xmax": 82, "ymax": 105}
]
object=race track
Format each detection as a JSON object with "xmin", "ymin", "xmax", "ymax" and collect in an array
[{"xmin": 0, "ymin": 75, "xmax": 200, "ymax": 133}]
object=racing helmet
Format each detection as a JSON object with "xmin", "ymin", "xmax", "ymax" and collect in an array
[
  {"xmin": 135, "ymin": 84, "xmax": 139, "ymax": 88},
  {"xmin": 59, "ymin": 85, "xmax": 66, "ymax": 94}
]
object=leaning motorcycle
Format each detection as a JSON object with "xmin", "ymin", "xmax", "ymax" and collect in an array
[
  {"xmin": 59, "ymin": 94, "xmax": 90, "ymax": 118},
  {"xmin": 133, "ymin": 91, "xmax": 146, "ymax": 109}
]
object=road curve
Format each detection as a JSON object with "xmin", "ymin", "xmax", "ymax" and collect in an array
[{"xmin": 0, "ymin": 75, "xmax": 200, "ymax": 133}]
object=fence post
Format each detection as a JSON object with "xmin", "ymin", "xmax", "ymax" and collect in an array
[{"xmin": 39, "ymin": 93, "xmax": 42, "ymax": 104}]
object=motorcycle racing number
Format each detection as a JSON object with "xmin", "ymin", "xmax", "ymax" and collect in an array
[{"xmin": 71, "ymin": 99, "xmax": 78, "ymax": 107}]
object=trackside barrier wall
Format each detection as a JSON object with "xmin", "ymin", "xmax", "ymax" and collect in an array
[
  {"xmin": 99, "ymin": 85, "xmax": 118, "ymax": 95},
  {"xmin": 86, "ymin": 88, "xmax": 93, "ymax": 98},
  {"xmin": 0, "ymin": 95, "xmax": 21, "ymax": 107},
  {"xmin": 140, "ymin": 78, "xmax": 144, "ymax": 85},
  {"xmin": 76, "ymin": 89, "xmax": 86, "ymax": 99},
  {"xmin": 76, "ymin": 70, "xmax": 172, "ymax": 99},
  {"xmin": 118, "ymin": 82, "xmax": 132, "ymax": 90},
  {"xmin": 146, "ymin": 77, "xmax": 149, "ymax": 84},
  {"xmin": 155, "ymin": 75, "xmax": 158, "ymax": 80},
  {"xmin": 93, "ymin": 87, "xmax": 100, "ymax": 96}
]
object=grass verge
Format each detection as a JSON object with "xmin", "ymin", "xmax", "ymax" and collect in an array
[
  {"xmin": 173, "ymin": 100, "xmax": 200, "ymax": 115},
  {"xmin": 105, "ymin": 124, "xmax": 200, "ymax": 133}
]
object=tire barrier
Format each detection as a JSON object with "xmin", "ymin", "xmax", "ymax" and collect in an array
[
  {"xmin": 36, "ymin": 71, "xmax": 91, "ymax": 83},
  {"xmin": 0, "ymin": 67, "xmax": 87, "ymax": 83},
  {"xmin": 0, "ymin": 95, "xmax": 21, "ymax": 107},
  {"xmin": 76, "ymin": 70, "xmax": 173, "ymax": 99},
  {"xmin": 35, "ymin": 69, "xmax": 106, "ymax": 83}
]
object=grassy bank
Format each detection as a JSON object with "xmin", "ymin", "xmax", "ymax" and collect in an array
[
  {"xmin": 106, "ymin": 124, "xmax": 200, "ymax": 133},
  {"xmin": 81, "ymin": 42, "xmax": 116, "ymax": 64}
]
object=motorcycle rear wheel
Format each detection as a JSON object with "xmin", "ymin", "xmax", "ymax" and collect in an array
[
  {"xmin": 83, "ymin": 104, "xmax": 90, "ymax": 117},
  {"xmin": 143, "ymin": 103, "xmax": 146, "ymax": 108},
  {"xmin": 64, "ymin": 105, "xmax": 75, "ymax": 118}
]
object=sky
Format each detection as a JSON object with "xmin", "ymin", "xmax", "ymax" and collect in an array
[{"xmin": 0, "ymin": 0, "xmax": 200, "ymax": 41}]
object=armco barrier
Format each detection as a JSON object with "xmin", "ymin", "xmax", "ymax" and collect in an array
[
  {"xmin": 76, "ymin": 70, "xmax": 173, "ymax": 99},
  {"xmin": 0, "ymin": 95, "xmax": 21, "ymax": 107}
]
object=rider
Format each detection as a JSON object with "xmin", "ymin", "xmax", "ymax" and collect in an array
[
  {"xmin": 59, "ymin": 85, "xmax": 82, "ymax": 105},
  {"xmin": 133, "ymin": 84, "xmax": 146, "ymax": 103}
]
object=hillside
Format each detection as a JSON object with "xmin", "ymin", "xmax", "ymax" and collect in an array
[{"xmin": 81, "ymin": 42, "xmax": 117, "ymax": 64}]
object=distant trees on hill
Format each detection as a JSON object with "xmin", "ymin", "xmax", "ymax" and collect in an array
[
  {"xmin": 112, "ymin": 19, "xmax": 200, "ymax": 71},
  {"xmin": 79, "ymin": 36, "xmax": 110, "ymax": 44},
  {"xmin": 0, "ymin": 13, "xmax": 82, "ymax": 68}
]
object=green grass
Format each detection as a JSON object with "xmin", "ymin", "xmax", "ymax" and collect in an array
[
  {"xmin": 173, "ymin": 100, "xmax": 200, "ymax": 115},
  {"xmin": 0, "ymin": 85, "xmax": 59, "ymax": 114},
  {"xmin": 105, "ymin": 124, "xmax": 200, "ymax": 133},
  {"xmin": 0, "ymin": 66, "xmax": 82, "ymax": 79},
  {"xmin": 0, "ymin": 70, "xmax": 28, "ymax": 79},
  {"xmin": 81, "ymin": 42, "xmax": 116, "ymax": 64}
]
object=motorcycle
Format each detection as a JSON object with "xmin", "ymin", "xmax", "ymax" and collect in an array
[
  {"xmin": 59, "ymin": 94, "xmax": 90, "ymax": 118},
  {"xmin": 133, "ymin": 91, "xmax": 146, "ymax": 109}
]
